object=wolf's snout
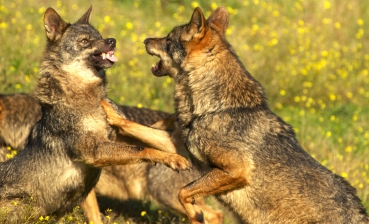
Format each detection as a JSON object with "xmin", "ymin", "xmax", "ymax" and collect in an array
[{"xmin": 105, "ymin": 38, "xmax": 116, "ymax": 48}]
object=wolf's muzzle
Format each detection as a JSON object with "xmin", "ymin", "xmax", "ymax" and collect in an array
[
  {"xmin": 143, "ymin": 38, "xmax": 152, "ymax": 44},
  {"xmin": 105, "ymin": 38, "xmax": 116, "ymax": 48}
]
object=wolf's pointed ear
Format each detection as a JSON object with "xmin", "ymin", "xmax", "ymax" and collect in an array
[
  {"xmin": 44, "ymin": 8, "xmax": 68, "ymax": 41},
  {"xmin": 76, "ymin": 6, "xmax": 92, "ymax": 24},
  {"xmin": 207, "ymin": 6, "xmax": 229, "ymax": 37},
  {"xmin": 187, "ymin": 7, "xmax": 207, "ymax": 39}
]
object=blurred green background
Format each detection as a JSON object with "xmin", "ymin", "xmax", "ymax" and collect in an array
[{"xmin": 0, "ymin": 0, "xmax": 368, "ymax": 222}]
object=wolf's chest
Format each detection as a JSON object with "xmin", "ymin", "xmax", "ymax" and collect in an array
[
  {"xmin": 188, "ymin": 146, "xmax": 207, "ymax": 164},
  {"xmin": 80, "ymin": 114, "xmax": 109, "ymax": 135},
  {"xmin": 184, "ymin": 128, "xmax": 208, "ymax": 165}
]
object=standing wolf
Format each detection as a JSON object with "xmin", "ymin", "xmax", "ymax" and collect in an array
[
  {"xmin": 143, "ymin": 6, "xmax": 369, "ymax": 224},
  {"xmin": 0, "ymin": 7, "xmax": 189, "ymax": 223}
]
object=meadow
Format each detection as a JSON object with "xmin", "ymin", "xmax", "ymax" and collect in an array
[{"xmin": 0, "ymin": 0, "xmax": 368, "ymax": 223}]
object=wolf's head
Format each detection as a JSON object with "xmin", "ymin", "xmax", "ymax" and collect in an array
[
  {"xmin": 35, "ymin": 7, "xmax": 118, "ymax": 105},
  {"xmin": 43, "ymin": 6, "xmax": 118, "ymax": 72},
  {"xmin": 144, "ymin": 7, "xmax": 228, "ymax": 78}
]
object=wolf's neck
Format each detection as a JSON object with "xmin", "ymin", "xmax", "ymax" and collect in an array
[
  {"xmin": 34, "ymin": 69, "xmax": 106, "ymax": 107},
  {"xmin": 174, "ymin": 49, "xmax": 266, "ymax": 118}
]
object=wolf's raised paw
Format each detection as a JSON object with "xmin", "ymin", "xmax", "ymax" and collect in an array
[{"xmin": 165, "ymin": 154, "xmax": 191, "ymax": 171}]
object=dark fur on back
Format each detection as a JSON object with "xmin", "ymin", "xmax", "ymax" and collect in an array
[
  {"xmin": 145, "ymin": 7, "xmax": 369, "ymax": 224},
  {"xmin": 117, "ymin": 105, "xmax": 169, "ymax": 125}
]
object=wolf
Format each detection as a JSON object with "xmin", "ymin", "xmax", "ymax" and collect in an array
[
  {"xmin": 142, "ymin": 6, "xmax": 369, "ymax": 224},
  {"xmin": 0, "ymin": 7, "xmax": 190, "ymax": 223},
  {"xmin": 0, "ymin": 93, "xmax": 41, "ymax": 161}
]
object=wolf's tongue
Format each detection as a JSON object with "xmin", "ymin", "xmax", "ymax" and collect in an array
[
  {"xmin": 106, "ymin": 51, "xmax": 118, "ymax": 62},
  {"xmin": 152, "ymin": 62, "xmax": 159, "ymax": 71}
]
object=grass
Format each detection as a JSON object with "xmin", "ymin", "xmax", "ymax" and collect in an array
[{"xmin": 0, "ymin": 0, "xmax": 368, "ymax": 222}]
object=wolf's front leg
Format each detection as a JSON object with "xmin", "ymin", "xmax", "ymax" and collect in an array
[
  {"xmin": 83, "ymin": 140, "xmax": 190, "ymax": 171},
  {"xmin": 179, "ymin": 167, "xmax": 247, "ymax": 224},
  {"xmin": 101, "ymin": 100, "xmax": 183, "ymax": 154},
  {"xmin": 81, "ymin": 189, "xmax": 102, "ymax": 224}
]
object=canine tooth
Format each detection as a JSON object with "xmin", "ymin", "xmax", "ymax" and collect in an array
[{"xmin": 102, "ymin": 53, "xmax": 106, "ymax": 60}]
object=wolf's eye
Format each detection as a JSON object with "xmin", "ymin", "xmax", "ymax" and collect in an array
[{"xmin": 81, "ymin": 39, "xmax": 89, "ymax": 44}]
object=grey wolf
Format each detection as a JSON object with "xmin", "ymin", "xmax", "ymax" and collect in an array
[
  {"xmin": 143, "ymin": 6, "xmax": 369, "ymax": 224},
  {"xmin": 0, "ymin": 7, "xmax": 189, "ymax": 223}
]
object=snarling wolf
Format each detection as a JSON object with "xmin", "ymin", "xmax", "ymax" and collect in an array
[
  {"xmin": 142, "ymin": 6, "xmax": 369, "ymax": 224},
  {"xmin": 0, "ymin": 7, "xmax": 189, "ymax": 223}
]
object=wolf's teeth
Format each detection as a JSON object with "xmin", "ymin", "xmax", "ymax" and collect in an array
[{"xmin": 102, "ymin": 53, "xmax": 106, "ymax": 60}]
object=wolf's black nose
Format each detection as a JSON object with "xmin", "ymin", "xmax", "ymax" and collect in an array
[
  {"xmin": 144, "ymin": 38, "xmax": 152, "ymax": 44},
  {"xmin": 105, "ymin": 38, "xmax": 116, "ymax": 48}
]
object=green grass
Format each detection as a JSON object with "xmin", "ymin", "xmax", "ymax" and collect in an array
[{"xmin": 0, "ymin": 0, "xmax": 368, "ymax": 222}]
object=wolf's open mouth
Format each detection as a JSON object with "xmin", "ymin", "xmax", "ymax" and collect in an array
[
  {"xmin": 146, "ymin": 48, "xmax": 166, "ymax": 76},
  {"xmin": 91, "ymin": 50, "xmax": 118, "ymax": 69},
  {"xmin": 152, "ymin": 60, "xmax": 162, "ymax": 73},
  {"xmin": 100, "ymin": 51, "xmax": 118, "ymax": 62},
  {"xmin": 148, "ymin": 51, "xmax": 162, "ymax": 74}
]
